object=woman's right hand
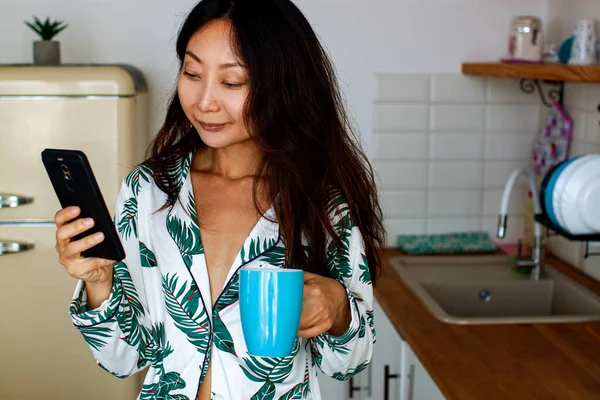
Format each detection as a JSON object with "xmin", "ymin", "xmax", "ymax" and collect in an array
[{"xmin": 55, "ymin": 206, "xmax": 114, "ymax": 308}]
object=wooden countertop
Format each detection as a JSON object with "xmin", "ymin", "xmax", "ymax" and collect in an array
[{"xmin": 374, "ymin": 248, "xmax": 600, "ymax": 400}]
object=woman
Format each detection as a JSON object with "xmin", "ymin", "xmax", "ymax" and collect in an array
[{"xmin": 54, "ymin": 0, "xmax": 385, "ymax": 398}]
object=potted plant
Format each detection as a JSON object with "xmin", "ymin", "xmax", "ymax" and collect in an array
[{"xmin": 25, "ymin": 16, "xmax": 68, "ymax": 65}]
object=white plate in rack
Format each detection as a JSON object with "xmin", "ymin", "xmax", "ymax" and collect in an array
[{"xmin": 559, "ymin": 155, "xmax": 600, "ymax": 234}]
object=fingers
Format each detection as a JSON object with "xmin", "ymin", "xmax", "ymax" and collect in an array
[
  {"xmin": 298, "ymin": 304, "xmax": 333, "ymax": 338},
  {"xmin": 65, "ymin": 231, "xmax": 104, "ymax": 256},
  {"xmin": 298, "ymin": 293, "xmax": 334, "ymax": 338},
  {"xmin": 55, "ymin": 215, "xmax": 95, "ymax": 253},
  {"xmin": 54, "ymin": 206, "xmax": 80, "ymax": 227},
  {"xmin": 298, "ymin": 326, "xmax": 326, "ymax": 339},
  {"xmin": 59, "ymin": 231, "xmax": 105, "ymax": 272},
  {"xmin": 298, "ymin": 312, "xmax": 335, "ymax": 338},
  {"xmin": 298, "ymin": 304, "xmax": 320, "ymax": 329},
  {"xmin": 56, "ymin": 215, "xmax": 95, "ymax": 243},
  {"xmin": 53, "ymin": 206, "xmax": 114, "ymax": 287}
]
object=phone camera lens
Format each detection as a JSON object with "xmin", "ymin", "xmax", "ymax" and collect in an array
[
  {"xmin": 64, "ymin": 172, "xmax": 72, "ymax": 181},
  {"xmin": 60, "ymin": 163, "xmax": 69, "ymax": 172}
]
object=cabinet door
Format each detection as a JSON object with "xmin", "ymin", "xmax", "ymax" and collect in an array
[
  {"xmin": 370, "ymin": 300, "xmax": 403, "ymax": 400},
  {"xmin": 317, "ymin": 373, "xmax": 349, "ymax": 400},
  {"xmin": 348, "ymin": 364, "xmax": 372, "ymax": 400},
  {"xmin": 402, "ymin": 342, "xmax": 445, "ymax": 400}
]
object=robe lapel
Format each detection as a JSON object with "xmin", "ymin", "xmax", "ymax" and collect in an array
[{"xmin": 164, "ymin": 150, "xmax": 282, "ymax": 315}]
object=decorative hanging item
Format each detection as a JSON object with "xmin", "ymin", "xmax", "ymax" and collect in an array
[{"xmin": 532, "ymin": 96, "xmax": 573, "ymax": 176}]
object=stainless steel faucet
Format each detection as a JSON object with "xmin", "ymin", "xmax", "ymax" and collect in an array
[{"xmin": 497, "ymin": 168, "xmax": 544, "ymax": 280}]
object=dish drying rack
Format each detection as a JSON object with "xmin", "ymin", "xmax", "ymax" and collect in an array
[{"xmin": 534, "ymin": 213, "xmax": 600, "ymax": 259}]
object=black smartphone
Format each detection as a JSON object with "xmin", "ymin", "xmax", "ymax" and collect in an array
[{"xmin": 41, "ymin": 148, "xmax": 126, "ymax": 261}]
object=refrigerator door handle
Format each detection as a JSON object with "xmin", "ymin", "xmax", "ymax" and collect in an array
[
  {"xmin": 0, "ymin": 193, "xmax": 34, "ymax": 209},
  {"xmin": 0, "ymin": 241, "xmax": 35, "ymax": 255}
]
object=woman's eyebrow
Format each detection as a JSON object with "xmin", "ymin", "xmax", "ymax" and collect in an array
[{"xmin": 185, "ymin": 50, "xmax": 245, "ymax": 69}]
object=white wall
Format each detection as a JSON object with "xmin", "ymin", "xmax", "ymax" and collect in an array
[
  {"xmin": 547, "ymin": 0, "xmax": 600, "ymax": 44},
  {"xmin": 0, "ymin": 0, "xmax": 548, "ymax": 150}
]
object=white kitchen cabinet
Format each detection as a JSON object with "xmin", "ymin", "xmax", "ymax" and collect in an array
[
  {"xmin": 317, "ymin": 372, "xmax": 349, "ymax": 400},
  {"xmin": 401, "ymin": 342, "xmax": 446, "ymax": 400},
  {"xmin": 370, "ymin": 300, "xmax": 404, "ymax": 400},
  {"xmin": 316, "ymin": 298, "xmax": 445, "ymax": 400},
  {"xmin": 351, "ymin": 299, "xmax": 445, "ymax": 400},
  {"xmin": 348, "ymin": 299, "xmax": 403, "ymax": 400}
]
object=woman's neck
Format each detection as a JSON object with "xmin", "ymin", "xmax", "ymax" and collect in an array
[{"xmin": 193, "ymin": 140, "xmax": 263, "ymax": 180}]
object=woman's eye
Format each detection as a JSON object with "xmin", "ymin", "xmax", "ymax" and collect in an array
[
  {"xmin": 223, "ymin": 82, "xmax": 243, "ymax": 89},
  {"xmin": 183, "ymin": 71, "xmax": 198, "ymax": 79}
]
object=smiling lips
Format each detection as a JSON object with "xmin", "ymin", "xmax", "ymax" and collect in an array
[{"xmin": 200, "ymin": 122, "xmax": 228, "ymax": 132}]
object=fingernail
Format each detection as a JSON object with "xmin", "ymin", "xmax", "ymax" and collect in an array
[
  {"xmin": 71, "ymin": 207, "xmax": 79, "ymax": 215},
  {"xmin": 83, "ymin": 218, "xmax": 93, "ymax": 227},
  {"xmin": 94, "ymin": 232, "xmax": 104, "ymax": 241}
]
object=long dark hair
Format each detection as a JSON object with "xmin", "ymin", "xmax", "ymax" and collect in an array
[{"xmin": 146, "ymin": 0, "xmax": 386, "ymax": 284}]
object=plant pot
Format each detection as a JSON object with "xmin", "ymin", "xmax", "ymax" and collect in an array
[{"xmin": 33, "ymin": 40, "xmax": 60, "ymax": 65}]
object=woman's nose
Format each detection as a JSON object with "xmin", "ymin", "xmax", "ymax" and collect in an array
[{"xmin": 197, "ymin": 83, "xmax": 220, "ymax": 113}]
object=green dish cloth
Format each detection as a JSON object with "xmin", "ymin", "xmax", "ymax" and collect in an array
[{"xmin": 397, "ymin": 231, "xmax": 497, "ymax": 255}]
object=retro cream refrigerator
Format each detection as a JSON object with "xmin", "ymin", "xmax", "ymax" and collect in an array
[{"xmin": 0, "ymin": 65, "xmax": 150, "ymax": 399}]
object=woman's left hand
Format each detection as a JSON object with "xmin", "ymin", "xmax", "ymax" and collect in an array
[{"xmin": 297, "ymin": 271, "xmax": 352, "ymax": 338}]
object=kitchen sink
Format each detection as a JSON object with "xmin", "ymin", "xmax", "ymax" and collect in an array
[{"xmin": 389, "ymin": 253, "xmax": 600, "ymax": 325}]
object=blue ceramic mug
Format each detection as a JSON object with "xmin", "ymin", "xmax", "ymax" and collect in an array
[{"xmin": 239, "ymin": 267, "xmax": 304, "ymax": 357}]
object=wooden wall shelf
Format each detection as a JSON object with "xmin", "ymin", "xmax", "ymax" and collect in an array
[{"xmin": 462, "ymin": 62, "xmax": 600, "ymax": 83}]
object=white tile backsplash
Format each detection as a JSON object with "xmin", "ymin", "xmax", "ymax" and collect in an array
[
  {"xmin": 372, "ymin": 74, "xmax": 600, "ymax": 279},
  {"xmin": 585, "ymin": 113, "xmax": 600, "ymax": 144},
  {"xmin": 486, "ymin": 78, "xmax": 541, "ymax": 104},
  {"xmin": 430, "ymin": 75, "xmax": 486, "ymax": 103},
  {"xmin": 427, "ymin": 217, "xmax": 482, "ymax": 234},
  {"xmin": 570, "ymin": 141, "xmax": 600, "ymax": 157},
  {"xmin": 429, "ymin": 161, "xmax": 484, "ymax": 189},
  {"xmin": 563, "ymin": 83, "xmax": 588, "ymax": 110},
  {"xmin": 486, "ymin": 104, "xmax": 540, "ymax": 131},
  {"xmin": 373, "ymin": 73, "xmax": 540, "ymax": 249},
  {"xmin": 429, "ymin": 133, "xmax": 483, "ymax": 160},
  {"xmin": 374, "ymin": 161, "xmax": 428, "ymax": 189},
  {"xmin": 374, "ymin": 74, "xmax": 430, "ymax": 102},
  {"xmin": 372, "ymin": 133, "xmax": 427, "ymax": 160},
  {"xmin": 483, "ymin": 188, "xmax": 526, "ymax": 216},
  {"xmin": 484, "ymin": 161, "xmax": 528, "ymax": 189},
  {"xmin": 370, "ymin": 76, "xmax": 600, "ymax": 280},
  {"xmin": 373, "ymin": 104, "xmax": 429, "ymax": 131},
  {"xmin": 548, "ymin": 236, "xmax": 583, "ymax": 268},
  {"xmin": 569, "ymin": 109, "xmax": 587, "ymax": 141},
  {"xmin": 584, "ymin": 84, "xmax": 600, "ymax": 111},
  {"xmin": 569, "ymin": 140, "xmax": 590, "ymax": 157},
  {"xmin": 385, "ymin": 219, "xmax": 427, "ymax": 247},
  {"xmin": 430, "ymin": 104, "xmax": 485, "ymax": 131},
  {"xmin": 381, "ymin": 190, "xmax": 427, "ymax": 218},
  {"xmin": 484, "ymin": 133, "xmax": 533, "ymax": 160},
  {"xmin": 571, "ymin": 110, "xmax": 588, "ymax": 140},
  {"xmin": 428, "ymin": 190, "xmax": 482, "ymax": 217}
]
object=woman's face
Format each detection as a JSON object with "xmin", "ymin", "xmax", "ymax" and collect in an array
[{"xmin": 178, "ymin": 19, "xmax": 251, "ymax": 149}]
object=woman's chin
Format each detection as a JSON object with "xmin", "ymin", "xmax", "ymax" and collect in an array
[{"xmin": 197, "ymin": 132, "xmax": 245, "ymax": 149}]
